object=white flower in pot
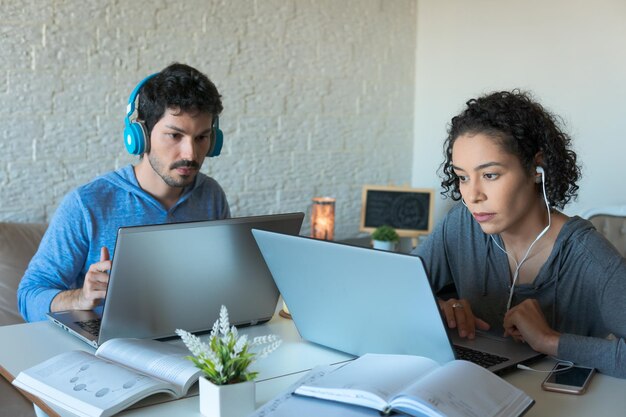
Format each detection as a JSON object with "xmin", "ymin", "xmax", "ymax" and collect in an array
[{"xmin": 176, "ymin": 305, "xmax": 281, "ymax": 417}]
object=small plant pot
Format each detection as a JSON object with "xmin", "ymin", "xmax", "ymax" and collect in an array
[
  {"xmin": 199, "ymin": 377, "xmax": 255, "ymax": 417},
  {"xmin": 372, "ymin": 240, "xmax": 396, "ymax": 251}
]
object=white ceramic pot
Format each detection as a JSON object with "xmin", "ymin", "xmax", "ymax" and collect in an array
[
  {"xmin": 372, "ymin": 240, "xmax": 396, "ymax": 251},
  {"xmin": 199, "ymin": 377, "xmax": 255, "ymax": 417}
]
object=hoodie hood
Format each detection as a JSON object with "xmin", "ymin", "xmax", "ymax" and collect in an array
[
  {"xmin": 101, "ymin": 164, "xmax": 202, "ymax": 212},
  {"xmin": 503, "ymin": 215, "xmax": 597, "ymax": 327}
]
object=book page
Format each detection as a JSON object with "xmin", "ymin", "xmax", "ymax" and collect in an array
[
  {"xmin": 96, "ymin": 338, "xmax": 201, "ymax": 395},
  {"xmin": 13, "ymin": 350, "xmax": 173, "ymax": 417},
  {"xmin": 252, "ymin": 365, "xmax": 381, "ymax": 417},
  {"xmin": 295, "ymin": 354, "xmax": 439, "ymax": 411},
  {"xmin": 391, "ymin": 360, "xmax": 532, "ymax": 417}
]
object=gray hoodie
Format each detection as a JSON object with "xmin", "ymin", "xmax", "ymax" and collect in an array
[{"xmin": 415, "ymin": 203, "xmax": 626, "ymax": 377}]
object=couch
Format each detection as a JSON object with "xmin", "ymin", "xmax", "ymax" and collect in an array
[
  {"xmin": 581, "ymin": 206, "xmax": 626, "ymax": 257},
  {"xmin": 0, "ymin": 222, "xmax": 47, "ymax": 417}
]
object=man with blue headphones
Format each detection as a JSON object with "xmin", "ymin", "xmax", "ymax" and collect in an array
[{"xmin": 18, "ymin": 63, "xmax": 230, "ymax": 322}]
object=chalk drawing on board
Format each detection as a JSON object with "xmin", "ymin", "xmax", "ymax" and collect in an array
[{"xmin": 360, "ymin": 186, "xmax": 434, "ymax": 237}]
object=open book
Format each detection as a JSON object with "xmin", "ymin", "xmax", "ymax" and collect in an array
[
  {"xmin": 12, "ymin": 338, "xmax": 201, "ymax": 417},
  {"xmin": 294, "ymin": 354, "xmax": 534, "ymax": 417}
]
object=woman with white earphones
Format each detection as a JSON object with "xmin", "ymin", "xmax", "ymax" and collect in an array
[{"xmin": 414, "ymin": 90, "xmax": 626, "ymax": 378}]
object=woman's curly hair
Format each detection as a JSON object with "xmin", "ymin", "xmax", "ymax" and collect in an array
[{"xmin": 440, "ymin": 90, "xmax": 581, "ymax": 209}]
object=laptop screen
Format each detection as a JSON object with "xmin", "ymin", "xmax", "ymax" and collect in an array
[
  {"xmin": 97, "ymin": 213, "xmax": 304, "ymax": 344},
  {"xmin": 252, "ymin": 229, "xmax": 456, "ymax": 365}
]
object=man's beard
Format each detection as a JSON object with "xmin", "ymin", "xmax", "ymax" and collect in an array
[{"xmin": 148, "ymin": 155, "xmax": 199, "ymax": 188}]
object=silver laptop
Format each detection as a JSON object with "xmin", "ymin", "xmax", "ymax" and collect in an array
[
  {"xmin": 48, "ymin": 213, "xmax": 304, "ymax": 348},
  {"xmin": 252, "ymin": 229, "xmax": 542, "ymax": 373}
]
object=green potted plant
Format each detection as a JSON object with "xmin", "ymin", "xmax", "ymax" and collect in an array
[
  {"xmin": 371, "ymin": 225, "xmax": 400, "ymax": 251},
  {"xmin": 176, "ymin": 305, "xmax": 281, "ymax": 417}
]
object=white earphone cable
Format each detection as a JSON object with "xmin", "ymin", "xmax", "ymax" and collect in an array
[
  {"xmin": 491, "ymin": 169, "xmax": 552, "ymax": 311},
  {"xmin": 517, "ymin": 359, "xmax": 574, "ymax": 373}
]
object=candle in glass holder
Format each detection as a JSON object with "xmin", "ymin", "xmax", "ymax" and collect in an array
[{"xmin": 311, "ymin": 197, "xmax": 335, "ymax": 240}]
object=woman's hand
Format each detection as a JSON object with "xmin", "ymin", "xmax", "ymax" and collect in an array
[
  {"xmin": 503, "ymin": 299, "xmax": 560, "ymax": 356},
  {"xmin": 438, "ymin": 298, "xmax": 490, "ymax": 339}
]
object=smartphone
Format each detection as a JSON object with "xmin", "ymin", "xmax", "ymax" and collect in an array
[{"xmin": 541, "ymin": 362, "xmax": 595, "ymax": 395}]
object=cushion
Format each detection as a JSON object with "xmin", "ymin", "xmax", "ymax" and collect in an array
[
  {"xmin": 0, "ymin": 222, "xmax": 47, "ymax": 326},
  {"xmin": 588, "ymin": 215, "xmax": 626, "ymax": 258}
]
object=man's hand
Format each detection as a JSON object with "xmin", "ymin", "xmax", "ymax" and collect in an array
[
  {"xmin": 503, "ymin": 299, "xmax": 560, "ymax": 356},
  {"xmin": 438, "ymin": 298, "xmax": 490, "ymax": 339},
  {"xmin": 51, "ymin": 247, "xmax": 111, "ymax": 312}
]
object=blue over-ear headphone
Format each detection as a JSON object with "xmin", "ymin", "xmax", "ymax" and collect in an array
[
  {"xmin": 124, "ymin": 74, "xmax": 156, "ymax": 155},
  {"xmin": 209, "ymin": 116, "xmax": 223, "ymax": 157},
  {"xmin": 123, "ymin": 73, "xmax": 223, "ymax": 157}
]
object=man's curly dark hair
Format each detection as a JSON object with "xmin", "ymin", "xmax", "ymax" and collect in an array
[
  {"xmin": 137, "ymin": 62, "xmax": 223, "ymax": 138},
  {"xmin": 440, "ymin": 90, "xmax": 581, "ymax": 209}
]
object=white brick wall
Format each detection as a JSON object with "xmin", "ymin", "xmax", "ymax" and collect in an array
[{"xmin": 0, "ymin": 0, "xmax": 416, "ymax": 239}]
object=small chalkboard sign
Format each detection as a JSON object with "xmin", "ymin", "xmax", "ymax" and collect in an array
[{"xmin": 360, "ymin": 185, "xmax": 434, "ymax": 237}]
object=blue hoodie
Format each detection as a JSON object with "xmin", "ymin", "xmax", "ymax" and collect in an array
[{"xmin": 18, "ymin": 165, "xmax": 230, "ymax": 322}]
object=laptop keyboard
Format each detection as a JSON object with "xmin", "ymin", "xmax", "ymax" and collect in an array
[
  {"xmin": 454, "ymin": 345, "xmax": 508, "ymax": 368},
  {"xmin": 75, "ymin": 318, "xmax": 101, "ymax": 336}
]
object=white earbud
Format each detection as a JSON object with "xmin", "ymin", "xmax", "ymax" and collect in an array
[{"xmin": 535, "ymin": 166, "xmax": 544, "ymax": 183}]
